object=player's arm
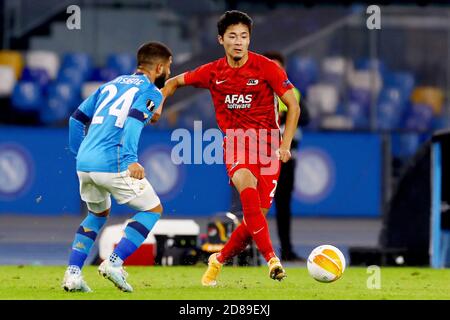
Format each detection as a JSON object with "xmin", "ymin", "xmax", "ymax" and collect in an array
[
  {"xmin": 68, "ymin": 90, "xmax": 98, "ymax": 155},
  {"xmin": 154, "ymin": 63, "xmax": 213, "ymax": 123},
  {"xmin": 278, "ymin": 89, "xmax": 301, "ymax": 162},
  {"xmin": 149, "ymin": 95, "xmax": 166, "ymax": 124},
  {"xmin": 162, "ymin": 62, "xmax": 213, "ymax": 98},
  {"xmin": 162, "ymin": 73, "xmax": 187, "ymax": 98},
  {"xmin": 121, "ymin": 116, "xmax": 146, "ymax": 179},
  {"xmin": 264, "ymin": 60, "xmax": 301, "ymax": 163},
  {"xmin": 148, "ymin": 73, "xmax": 186, "ymax": 124},
  {"xmin": 122, "ymin": 90, "xmax": 163, "ymax": 179},
  {"xmin": 149, "ymin": 100, "xmax": 163, "ymax": 124}
]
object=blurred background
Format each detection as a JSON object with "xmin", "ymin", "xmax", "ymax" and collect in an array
[{"xmin": 0, "ymin": 0, "xmax": 449, "ymax": 268}]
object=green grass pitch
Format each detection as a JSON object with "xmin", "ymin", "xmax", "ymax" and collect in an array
[{"xmin": 0, "ymin": 265, "xmax": 449, "ymax": 300}]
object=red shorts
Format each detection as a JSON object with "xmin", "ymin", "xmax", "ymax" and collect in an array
[{"xmin": 224, "ymin": 142, "xmax": 281, "ymax": 209}]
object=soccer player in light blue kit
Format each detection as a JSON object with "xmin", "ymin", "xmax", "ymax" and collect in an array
[{"xmin": 62, "ymin": 42, "xmax": 172, "ymax": 293}]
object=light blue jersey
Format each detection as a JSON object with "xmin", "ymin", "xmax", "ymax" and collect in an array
[{"xmin": 69, "ymin": 73, "xmax": 162, "ymax": 173}]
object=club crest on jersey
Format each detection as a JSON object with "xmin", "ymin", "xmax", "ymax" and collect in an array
[
  {"xmin": 246, "ymin": 79, "xmax": 259, "ymax": 86},
  {"xmin": 146, "ymin": 99, "xmax": 156, "ymax": 112}
]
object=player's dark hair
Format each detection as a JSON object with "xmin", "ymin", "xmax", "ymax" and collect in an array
[
  {"xmin": 217, "ymin": 10, "xmax": 253, "ymax": 37},
  {"xmin": 137, "ymin": 41, "xmax": 172, "ymax": 68},
  {"xmin": 263, "ymin": 51, "xmax": 285, "ymax": 67}
]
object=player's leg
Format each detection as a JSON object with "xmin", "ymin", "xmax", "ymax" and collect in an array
[
  {"xmin": 202, "ymin": 166, "xmax": 279, "ymax": 286},
  {"xmin": 202, "ymin": 214, "xmax": 253, "ymax": 286},
  {"xmin": 216, "ymin": 220, "xmax": 252, "ymax": 264},
  {"xmin": 107, "ymin": 202, "xmax": 162, "ymax": 268},
  {"xmin": 98, "ymin": 173, "xmax": 161, "ymax": 292},
  {"xmin": 231, "ymin": 168, "xmax": 277, "ymax": 263},
  {"xmin": 203, "ymin": 207, "xmax": 274, "ymax": 286},
  {"xmin": 201, "ymin": 167, "xmax": 261, "ymax": 286},
  {"xmin": 67, "ymin": 204, "xmax": 110, "ymax": 271},
  {"xmin": 256, "ymin": 167, "xmax": 287, "ymax": 281},
  {"xmin": 63, "ymin": 172, "xmax": 111, "ymax": 292}
]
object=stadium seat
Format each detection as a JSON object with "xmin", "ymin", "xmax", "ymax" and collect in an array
[
  {"xmin": 50, "ymin": 82, "xmax": 80, "ymax": 106},
  {"xmin": 345, "ymin": 101, "xmax": 369, "ymax": 129},
  {"xmin": 41, "ymin": 82, "xmax": 80, "ymax": 124},
  {"xmin": 26, "ymin": 50, "xmax": 60, "ymax": 79},
  {"xmin": 82, "ymin": 81, "xmax": 103, "ymax": 100},
  {"xmin": 90, "ymin": 67, "xmax": 119, "ymax": 82},
  {"xmin": 404, "ymin": 103, "xmax": 434, "ymax": 131},
  {"xmin": 306, "ymin": 84, "xmax": 339, "ymax": 115},
  {"xmin": 320, "ymin": 57, "xmax": 353, "ymax": 96},
  {"xmin": 378, "ymin": 87, "xmax": 405, "ymax": 106},
  {"xmin": 57, "ymin": 66, "xmax": 85, "ymax": 89},
  {"xmin": 0, "ymin": 50, "xmax": 24, "ymax": 79},
  {"xmin": 0, "ymin": 66, "xmax": 16, "ymax": 97},
  {"xmin": 106, "ymin": 53, "xmax": 137, "ymax": 76},
  {"xmin": 321, "ymin": 56, "xmax": 353, "ymax": 76},
  {"xmin": 61, "ymin": 52, "xmax": 93, "ymax": 80},
  {"xmin": 411, "ymin": 86, "xmax": 444, "ymax": 115},
  {"xmin": 349, "ymin": 88, "xmax": 371, "ymax": 108},
  {"xmin": 11, "ymin": 81, "xmax": 44, "ymax": 111},
  {"xmin": 347, "ymin": 69, "xmax": 383, "ymax": 95},
  {"xmin": 347, "ymin": 88, "xmax": 372, "ymax": 129},
  {"xmin": 286, "ymin": 56, "xmax": 319, "ymax": 94},
  {"xmin": 383, "ymin": 71, "xmax": 415, "ymax": 99},
  {"xmin": 376, "ymin": 100, "xmax": 404, "ymax": 130},
  {"xmin": 20, "ymin": 67, "xmax": 51, "ymax": 91},
  {"xmin": 376, "ymin": 86, "xmax": 409, "ymax": 130},
  {"xmin": 355, "ymin": 57, "xmax": 388, "ymax": 78}
]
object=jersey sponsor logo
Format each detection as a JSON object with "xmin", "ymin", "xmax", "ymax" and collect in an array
[
  {"xmin": 246, "ymin": 79, "xmax": 259, "ymax": 86},
  {"xmin": 225, "ymin": 94, "xmax": 252, "ymax": 109},
  {"xmin": 215, "ymin": 79, "xmax": 227, "ymax": 85}
]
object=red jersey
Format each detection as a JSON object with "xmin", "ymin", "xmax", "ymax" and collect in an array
[{"xmin": 184, "ymin": 51, "xmax": 294, "ymax": 133}]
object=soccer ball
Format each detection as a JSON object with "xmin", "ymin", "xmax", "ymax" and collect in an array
[{"xmin": 307, "ymin": 245, "xmax": 346, "ymax": 283}]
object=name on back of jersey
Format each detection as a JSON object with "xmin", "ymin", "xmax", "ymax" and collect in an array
[{"xmin": 112, "ymin": 76, "xmax": 145, "ymax": 86}]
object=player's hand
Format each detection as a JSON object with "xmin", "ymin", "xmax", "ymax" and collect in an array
[
  {"xmin": 128, "ymin": 162, "xmax": 145, "ymax": 180},
  {"xmin": 150, "ymin": 112, "xmax": 161, "ymax": 124},
  {"xmin": 277, "ymin": 147, "xmax": 292, "ymax": 163}
]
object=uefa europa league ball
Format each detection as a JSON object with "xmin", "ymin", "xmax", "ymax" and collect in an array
[{"xmin": 307, "ymin": 245, "xmax": 346, "ymax": 283}]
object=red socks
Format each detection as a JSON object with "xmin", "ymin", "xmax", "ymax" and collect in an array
[
  {"xmin": 217, "ymin": 222, "xmax": 252, "ymax": 264},
  {"xmin": 218, "ymin": 188, "xmax": 275, "ymax": 263}
]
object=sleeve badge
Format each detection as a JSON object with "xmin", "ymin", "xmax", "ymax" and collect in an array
[{"xmin": 146, "ymin": 99, "xmax": 156, "ymax": 112}]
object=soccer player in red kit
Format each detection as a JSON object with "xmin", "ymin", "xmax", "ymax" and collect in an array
[{"xmin": 162, "ymin": 10, "xmax": 300, "ymax": 286}]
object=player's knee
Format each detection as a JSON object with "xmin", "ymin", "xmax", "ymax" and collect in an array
[
  {"xmin": 87, "ymin": 199, "xmax": 111, "ymax": 217},
  {"xmin": 147, "ymin": 203, "xmax": 163, "ymax": 215},
  {"xmin": 232, "ymin": 168, "xmax": 257, "ymax": 192},
  {"xmin": 92, "ymin": 208, "xmax": 110, "ymax": 217}
]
